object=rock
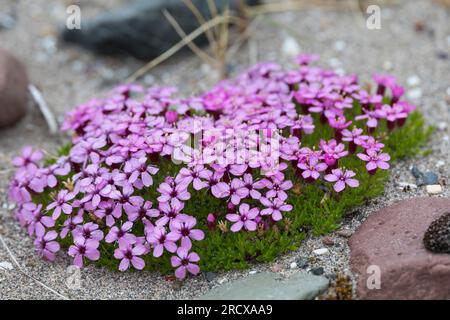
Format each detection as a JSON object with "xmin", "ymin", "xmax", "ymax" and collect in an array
[
  {"xmin": 423, "ymin": 212, "xmax": 450, "ymax": 253},
  {"xmin": 205, "ymin": 271, "xmax": 217, "ymax": 282},
  {"xmin": 407, "ymin": 75, "xmax": 421, "ymax": 87},
  {"xmin": 446, "ymin": 87, "xmax": 450, "ymax": 97},
  {"xmin": 310, "ymin": 267, "xmax": 324, "ymax": 276},
  {"xmin": 407, "ymin": 88, "xmax": 422, "ymax": 101},
  {"xmin": 198, "ymin": 272, "xmax": 329, "ymax": 300},
  {"xmin": 271, "ymin": 264, "xmax": 283, "ymax": 273},
  {"xmin": 436, "ymin": 51, "xmax": 449, "ymax": 60},
  {"xmin": 322, "ymin": 236, "xmax": 335, "ymax": 246},
  {"xmin": 0, "ymin": 13, "xmax": 16, "ymax": 30},
  {"xmin": 313, "ymin": 248, "xmax": 329, "ymax": 255},
  {"xmin": 349, "ymin": 197, "xmax": 450, "ymax": 299},
  {"xmin": 333, "ymin": 40, "xmax": 346, "ymax": 51},
  {"xmin": 336, "ymin": 229, "xmax": 353, "ymax": 238},
  {"xmin": 296, "ymin": 257, "xmax": 309, "ymax": 269},
  {"xmin": 411, "ymin": 165, "xmax": 423, "ymax": 179},
  {"xmin": 290, "ymin": 262, "xmax": 298, "ymax": 269},
  {"xmin": 0, "ymin": 261, "xmax": 13, "ymax": 271},
  {"xmin": 281, "ymin": 37, "xmax": 301, "ymax": 57},
  {"xmin": 426, "ymin": 185, "xmax": 442, "ymax": 194},
  {"xmin": 61, "ymin": 0, "xmax": 259, "ymax": 60},
  {"xmin": 418, "ymin": 172, "xmax": 439, "ymax": 186},
  {"xmin": 0, "ymin": 47, "xmax": 28, "ymax": 127},
  {"xmin": 248, "ymin": 270, "xmax": 258, "ymax": 275}
]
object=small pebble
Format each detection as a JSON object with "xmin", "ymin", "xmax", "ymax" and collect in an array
[
  {"xmin": 436, "ymin": 51, "xmax": 449, "ymax": 60},
  {"xmin": 313, "ymin": 248, "xmax": 329, "ymax": 255},
  {"xmin": 382, "ymin": 60, "xmax": 393, "ymax": 71},
  {"xmin": 446, "ymin": 87, "xmax": 450, "ymax": 97},
  {"xmin": 336, "ymin": 229, "xmax": 353, "ymax": 238},
  {"xmin": 328, "ymin": 58, "xmax": 341, "ymax": 68},
  {"xmin": 290, "ymin": 262, "xmax": 298, "ymax": 269},
  {"xmin": 248, "ymin": 270, "xmax": 258, "ymax": 275},
  {"xmin": 416, "ymin": 171, "xmax": 439, "ymax": 186},
  {"xmin": 437, "ymin": 122, "xmax": 448, "ymax": 130},
  {"xmin": 0, "ymin": 261, "xmax": 13, "ymax": 271},
  {"xmin": 205, "ymin": 272, "xmax": 217, "ymax": 282},
  {"xmin": 271, "ymin": 264, "xmax": 283, "ymax": 273},
  {"xmin": 407, "ymin": 88, "xmax": 422, "ymax": 101},
  {"xmin": 333, "ymin": 40, "xmax": 346, "ymax": 51},
  {"xmin": 296, "ymin": 257, "xmax": 309, "ymax": 268},
  {"xmin": 411, "ymin": 166, "xmax": 423, "ymax": 179},
  {"xmin": 281, "ymin": 37, "xmax": 301, "ymax": 57},
  {"xmin": 426, "ymin": 185, "xmax": 443, "ymax": 195},
  {"xmin": 407, "ymin": 75, "xmax": 421, "ymax": 87},
  {"xmin": 310, "ymin": 267, "xmax": 324, "ymax": 276},
  {"xmin": 436, "ymin": 160, "xmax": 445, "ymax": 167},
  {"xmin": 322, "ymin": 236, "xmax": 335, "ymax": 246}
]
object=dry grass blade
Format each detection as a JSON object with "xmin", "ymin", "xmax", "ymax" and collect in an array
[
  {"xmin": 181, "ymin": 0, "xmax": 218, "ymax": 53},
  {"xmin": 125, "ymin": 14, "xmax": 246, "ymax": 83},
  {"xmin": 162, "ymin": 9, "xmax": 216, "ymax": 66},
  {"xmin": 28, "ymin": 84, "xmax": 58, "ymax": 135},
  {"xmin": 0, "ymin": 234, "xmax": 69, "ymax": 300}
]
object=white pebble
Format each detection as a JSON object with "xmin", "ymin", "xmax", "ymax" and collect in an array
[
  {"xmin": 426, "ymin": 185, "xmax": 443, "ymax": 195},
  {"xmin": 290, "ymin": 262, "xmax": 298, "ymax": 269},
  {"xmin": 328, "ymin": 58, "xmax": 341, "ymax": 68},
  {"xmin": 333, "ymin": 40, "xmax": 346, "ymax": 52},
  {"xmin": 0, "ymin": 261, "xmax": 13, "ymax": 271},
  {"xmin": 436, "ymin": 160, "xmax": 445, "ymax": 167},
  {"xmin": 281, "ymin": 37, "xmax": 301, "ymax": 57},
  {"xmin": 313, "ymin": 248, "xmax": 329, "ymax": 255},
  {"xmin": 407, "ymin": 88, "xmax": 422, "ymax": 101},
  {"xmin": 334, "ymin": 68, "xmax": 346, "ymax": 76},
  {"xmin": 437, "ymin": 121, "xmax": 448, "ymax": 130},
  {"xmin": 407, "ymin": 75, "xmax": 421, "ymax": 87},
  {"xmin": 446, "ymin": 87, "xmax": 450, "ymax": 97},
  {"xmin": 383, "ymin": 60, "xmax": 393, "ymax": 71},
  {"xmin": 248, "ymin": 270, "xmax": 258, "ymax": 275}
]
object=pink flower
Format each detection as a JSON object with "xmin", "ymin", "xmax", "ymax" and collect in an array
[
  {"xmin": 171, "ymin": 247, "xmax": 200, "ymax": 280},
  {"xmin": 324, "ymin": 168, "xmax": 359, "ymax": 192},
  {"xmin": 168, "ymin": 216, "xmax": 205, "ymax": 249},
  {"xmin": 297, "ymin": 157, "xmax": 327, "ymax": 181},
  {"xmin": 114, "ymin": 240, "xmax": 146, "ymax": 271},
  {"xmin": 46, "ymin": 189, "xmax": 76, "ymax": 220},
  {"xmin": 12, "ymin": 146, "xmax": 43, "ymax": 169},
  {"xmin": 260, "ymin": 197, "xmax": 292, "ymax": 221},
  {"xmin": 34, "ymin": 231, "xmax": 60, "ymax": 261},
  {"xmin": 357, "ymin": 149, "xmax": 390, "ymax": 174},
  {"xmin": 23, "ymin": 203, "xmax": 54, "ymax": 237},
  {"xmin": 68, "ymin": 238, "xmax": 100, "ymax": 268},
  {"xmin": 105, "ymin": 221, "xmax": 136, "ymax": 244},
  {"xmin": 157, "ymin": 177, "xmax": 191, "ymax": 203},
  {"xmin": 147, "ymin": 226, "xmax": 178, "ymax": 257},
  {"xmin": 264, "ymin": 176, "xmax": 293, "ymax": 201},
  {"xmin": 226, "ymin": 203, "xmax": 259, "ymax": 232}
]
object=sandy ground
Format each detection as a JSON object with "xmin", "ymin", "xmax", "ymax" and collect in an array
[{"xmin": 0, "ymin": 0, "xmax": 449, "ymax": 299}]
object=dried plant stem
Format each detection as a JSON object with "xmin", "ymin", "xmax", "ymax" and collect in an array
[
  {"xmin": 181, "ymin": 0, "xmax": 218, "ymax": 54},
  {"xmin": 28, "ymin": 84, "xmax": 58, "ymax": 135},
  {"xmin": 126, "ymin": 15, "xmax": 245, "ymax": 83},
  {"xmin": 162, "ymin": 9, "xmax": 216, "ymax": 66},
  {"xmin": 0, "ymin": 234, "xmax": 69, "ymax": 300}
]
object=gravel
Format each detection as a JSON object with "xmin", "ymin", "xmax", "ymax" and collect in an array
[{"xmin": 0, "ymin": 0, "xmax": 449, "ymax": 299}]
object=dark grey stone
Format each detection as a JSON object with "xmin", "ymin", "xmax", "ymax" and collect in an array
[
  {"xmin": 411, "ymin": 166, "xmax": 423, "ymax": 179},
  {"xmin": 310, "ymin": 267, "xmax": 324, "ymax": 276},
  {"xmin": 296, "ymin": 257, "xmax": 309, "ymax": 269},
  {"xmin": 205, "ymin": 271, "xmax": 217, "ymax": 282},
  {"xmin": 61, "ymin": 0, "xmax": 259, "ymax": 60}
]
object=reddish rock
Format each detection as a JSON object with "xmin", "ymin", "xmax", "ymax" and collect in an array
[
  {"xmin": 349, "ymin": 197, "xmax": 450, "ymax": 300},
  {"xmin": 0, "ymin": 47, "xmax": 28, "ymax": 127}
]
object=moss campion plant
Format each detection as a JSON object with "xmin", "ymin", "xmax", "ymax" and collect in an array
[{"xmin": 8, "ymin": 55, "xmax": 431, "ymax": 279}]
